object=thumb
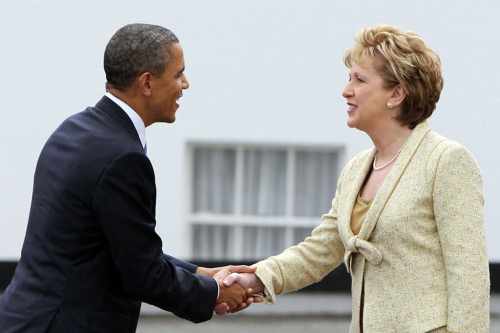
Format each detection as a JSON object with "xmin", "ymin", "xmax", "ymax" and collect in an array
[
  {"xmin": 213, "ymin": 268, "xmax": 231, "ymax": 282},
  {"xmin": 223, "ymin": 272, "xmax": 240, "ymax": 287}
]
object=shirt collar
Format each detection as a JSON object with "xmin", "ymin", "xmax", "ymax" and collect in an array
[{"xmin": 105, "ymin": 92, "xmax": 146, "ymax": 150}]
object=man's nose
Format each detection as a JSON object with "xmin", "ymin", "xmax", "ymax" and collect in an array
[{"xmin": 182, "ymin": 75, "xmax": 190, "ymax": 90}]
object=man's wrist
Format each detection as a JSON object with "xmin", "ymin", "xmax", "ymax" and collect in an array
[{"xmin": 196, "ymin": 266, "xmax": 213, "ymax": 277}]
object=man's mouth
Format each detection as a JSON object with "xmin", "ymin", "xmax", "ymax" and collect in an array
[{"xmin": 175, "ymin": 93, "xmax": 183, "ymax": 107}]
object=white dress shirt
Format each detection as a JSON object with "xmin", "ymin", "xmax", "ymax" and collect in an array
[{"xmin": 105, "ymin": 92, "xmax": 146, "ymax": 151}]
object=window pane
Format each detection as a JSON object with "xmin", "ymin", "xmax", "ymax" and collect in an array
[
  {"xmin": 294, "ymin": 151, "xmax": 338, "ymax": 217},
  {"xmin": 189, "ymin": 145, "xmax": 342, "ymax": 261},
  {"xmin": 293, "ymin": 226, "xmax": 315, "ymax": 244},
  {"xmin": 242, "ymin": 225, "xmax": 287, "ymax": 259},
  {"xmin": 242, "ymin": 149, "xmax": 287, "ymax": 216},
  {"xmin": 192, "ymin": 147, "xmax": 236, "ymax": 214},
  {"xmin": 192, "ymin": 224, "xmax": 234, "ymax": 260}
]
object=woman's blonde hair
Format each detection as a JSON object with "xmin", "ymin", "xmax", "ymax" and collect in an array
[{"xmin": 344, "ymin": 25, "xmax": 443, "ymax": 129}]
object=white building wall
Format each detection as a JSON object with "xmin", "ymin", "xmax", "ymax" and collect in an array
[{"xmin": 1, "ymin": 0, "xmax": 499, "ymax": 260}]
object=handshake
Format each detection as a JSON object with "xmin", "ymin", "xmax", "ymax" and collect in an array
[{"xmin": 198, "ymin": 265, "xmax": 265, "ymax": 315}]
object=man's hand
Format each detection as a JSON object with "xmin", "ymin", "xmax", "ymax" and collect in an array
[
  {"xmin": 213, "ymin": 272, "xmax": 265, "ymax": 315},
  {"xmin": 213, "ymin": 269, "xmax": 253, "ymax": 315},
  {"xmin": 197, "ymin": 265, "xmax": 259, "ymax": 315}
]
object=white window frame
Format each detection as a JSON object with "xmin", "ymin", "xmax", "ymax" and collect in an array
[{"xmin": 185, "ymin": 141, "xmax": 345, "ymax": 260}]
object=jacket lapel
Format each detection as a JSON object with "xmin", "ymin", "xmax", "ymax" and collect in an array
[
  {"xmin": 342, "ymin": 149, "xmax": 374, "ymax": 238},
  {"xmin": 358, "ymin": 121, "xmax": 431, "ymax": 240}
]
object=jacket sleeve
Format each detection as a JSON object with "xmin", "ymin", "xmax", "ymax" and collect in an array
[
  {"xmin": 161, "ymin": 254, "xmax": 198, "ymax": 273},
  {"xmin": 433, "ymin": 143, "xmax": 490, "ymax": 333},
  {"xmin": 255, "ymin": 164, "xmax": 347, "ymax": 303},
  {"xmin": 92, "ymin": 152, "xmax": 217, "ymax": 323}
]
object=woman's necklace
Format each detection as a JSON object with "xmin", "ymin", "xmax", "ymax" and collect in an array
[{"xmin": 372, "ymin": 148, "xmax": 402, "ymax": 171}]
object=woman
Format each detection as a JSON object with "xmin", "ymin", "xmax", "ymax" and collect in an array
[{"xmin": 226, "ymin": 25, "xmax": 490, "ymax": 332}]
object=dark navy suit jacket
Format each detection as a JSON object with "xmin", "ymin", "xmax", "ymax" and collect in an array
[{"xmin": 0, "ymin": 96, "xmax": 218, "ymax": 332}]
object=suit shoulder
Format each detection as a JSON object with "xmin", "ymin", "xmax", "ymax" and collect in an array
[
  {"xmin": 61, "ymin": 107, "xmax": 141, "ymax": 155},
  {"xmin": 425, "ymin": 130, "xmax": 477, "ymax": 163},
  {"xmin": 41, "ymin": 106, "xmax": 145, "ymax": 182},
  {"xmin": 424, "ymin": 131, "xmax": 480, "ymax": 179}
]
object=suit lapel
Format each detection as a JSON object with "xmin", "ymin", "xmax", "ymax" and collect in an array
[{"xmin": 358, "ymin": 121, "xmax": 431, "ymax": 240}]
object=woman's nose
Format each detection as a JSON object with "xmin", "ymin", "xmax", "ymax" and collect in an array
[{"xmin": 342, "ymin": 83, "xmax": 353, "ymax": 98}]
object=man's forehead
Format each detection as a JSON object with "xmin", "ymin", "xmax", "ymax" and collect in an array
[{"xmin": 164, "ymin": 43, "xmax": 184, "ymax": 70}]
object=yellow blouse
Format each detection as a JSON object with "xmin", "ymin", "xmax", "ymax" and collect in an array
[{"xmin": 350, "ymin": 195, "xmax": 372, "ymax": 235}]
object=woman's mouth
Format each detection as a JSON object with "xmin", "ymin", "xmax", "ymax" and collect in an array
[{"xmin": 347, "ymin": 103, "xmax": 357, "ymax": 113}]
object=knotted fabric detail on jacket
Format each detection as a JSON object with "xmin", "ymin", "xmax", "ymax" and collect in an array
[{"xmin": 344, "ymin": 235, "xmax": 383, "ymax": 273}]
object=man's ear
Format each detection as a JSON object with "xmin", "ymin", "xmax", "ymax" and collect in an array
[
  {"xmin": 137, "ymin": 72, "xmax": 153, "ymax": 97},
  {"xmin": 387, "ymin": 84, "xmax": 407, "ymax": 109}
]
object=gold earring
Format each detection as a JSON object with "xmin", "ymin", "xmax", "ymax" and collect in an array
[{"xmin": 387, "ymin": 103, "xmax": 393, "ymax": 108}]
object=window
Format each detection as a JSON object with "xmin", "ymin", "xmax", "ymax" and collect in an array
[{"xmin": 187, "ymin": 143, "xmax": 343, "ymax": 260}]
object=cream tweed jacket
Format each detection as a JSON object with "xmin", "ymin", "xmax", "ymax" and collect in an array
[{"xmin": 255, "ymin": 122, "xmax": 490, "ymax": 333}]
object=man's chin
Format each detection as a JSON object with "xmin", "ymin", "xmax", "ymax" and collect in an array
[
  {"xmin": 165, "ymin": 115, "xmax": 176, "ymax": 124},
  {"xmin": 160, "ymin": 111, "xmax": 177, "ymax": 124},
  {"xmin": 152, "ymin": 116, "xmax": 176, "ymax": 125}
]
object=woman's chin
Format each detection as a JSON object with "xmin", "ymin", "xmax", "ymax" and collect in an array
[{"xmin": 346, "ymin": 117, "xmax": 357, "ymax": 128}]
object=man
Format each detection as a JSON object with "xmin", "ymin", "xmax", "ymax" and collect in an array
[{"xmin": 0, "ymin": 23, "xmax": 253, "ymax": 332}]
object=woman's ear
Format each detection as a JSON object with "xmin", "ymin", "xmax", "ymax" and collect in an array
[{"xmin": 386, "ymin": 84, "xmax": 407, "ymax": 109}]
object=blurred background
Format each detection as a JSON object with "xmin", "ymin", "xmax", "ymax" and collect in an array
[{"xmin": 0, "ymin": 0, "xmax": 499, "ymax": 331}]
